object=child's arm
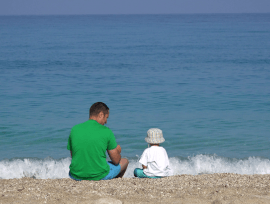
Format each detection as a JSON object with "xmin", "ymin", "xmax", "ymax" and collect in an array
[{"xmin": 139, "ymin": 148, "xmax": 148, "ymax": 169}]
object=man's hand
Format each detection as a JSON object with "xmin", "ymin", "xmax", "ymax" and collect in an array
[{"xmin": 107, "ymin": 145, "xmax": 121, "ymax": 165}]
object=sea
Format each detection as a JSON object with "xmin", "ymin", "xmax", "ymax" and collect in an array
[{"xmin": 0, "ymin": 14, "xmax": 270, "ymax": 179}]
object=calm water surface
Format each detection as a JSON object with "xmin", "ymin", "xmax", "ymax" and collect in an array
[{"xmin": 0, "ymin": 14, "xmax": 270, "ymax": 178}]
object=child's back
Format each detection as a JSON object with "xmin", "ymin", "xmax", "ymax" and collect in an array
[
  {"xmin": 139, "ymin": 145, "xmax": 173, "ymax": 177},
  {"xmin": 134, "ymin": 128, "xmax": 173, "ymax": 178}
]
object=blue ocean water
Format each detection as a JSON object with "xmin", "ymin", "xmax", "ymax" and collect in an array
[{"xmin": 0, "ymin": 14, "xmax": 270, "ymax": 179}]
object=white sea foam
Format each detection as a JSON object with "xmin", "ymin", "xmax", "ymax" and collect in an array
[
  {"xmin": 0, "ymin": 157, "xmax": 70, "ymax": 179},
  {"xmin": 1, "ymin": 155, "xmax": 270, "ymax": 179},
  {"xmin": 168, "ymin": 154, "xmax": 270, "ymax": 175}
]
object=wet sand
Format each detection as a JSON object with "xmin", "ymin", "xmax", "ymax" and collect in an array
[{"xmin": 1, "ymin": 173, "xmax": 270, "ymax": 204}]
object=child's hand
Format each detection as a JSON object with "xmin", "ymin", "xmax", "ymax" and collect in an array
[{"xmin": 142, "ymin": 165, "xmax": 147, "ymax": 169}]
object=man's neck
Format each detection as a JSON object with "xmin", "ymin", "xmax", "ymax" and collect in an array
[
  {"xmin": 89, "ymin": 115, "xmax": 103, "ymax": 125},
  {"xmin": 89, "ymin": 116, "xmax": 97, "ymax": 121}
]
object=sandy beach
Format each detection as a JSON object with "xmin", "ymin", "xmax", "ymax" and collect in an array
[{"xmin": 1, "ymin": 173, "xmax": 270, "ymax": 204}]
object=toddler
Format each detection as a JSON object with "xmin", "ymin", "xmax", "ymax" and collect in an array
[{"xmin": 134, "ymin": 128, "xmax": 173, "ymax": 178}]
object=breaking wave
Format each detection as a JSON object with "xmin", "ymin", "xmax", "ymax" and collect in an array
[{"xmin": 1, "ymin": 154, "xmax": 270, "ymax": 179}]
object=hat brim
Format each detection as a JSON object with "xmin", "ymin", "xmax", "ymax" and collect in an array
[{"xmin": 145, "ymin": 137, "xmax": 165, "ymax": 144}]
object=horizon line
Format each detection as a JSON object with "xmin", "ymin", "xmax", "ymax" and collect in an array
[{"xmin": 1, "ymin": 12, "xmax": 270, "ymax": 17}]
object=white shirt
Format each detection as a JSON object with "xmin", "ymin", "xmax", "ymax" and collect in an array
[{"xmin": 139, "ymin": 146, "xmax": 173, "ymax": 177}]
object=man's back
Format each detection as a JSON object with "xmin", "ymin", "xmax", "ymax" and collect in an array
[{"xmin": 67, "ymin": 120, "xmax": 117, "ymax": 180}]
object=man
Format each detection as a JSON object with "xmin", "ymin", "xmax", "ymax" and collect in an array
[{"xmin": 67, "ymin": 102, "xmax": 129, "ymax": 180}]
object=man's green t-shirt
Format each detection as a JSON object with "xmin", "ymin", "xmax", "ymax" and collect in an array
[{"xmin": 67, "ymin": 120, "xmax": 117, "ymax": 180}]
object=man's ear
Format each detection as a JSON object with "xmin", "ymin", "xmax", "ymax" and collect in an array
[{"xmin": 98, "ymin": 111, "xmax": 104, "ymax": 118}]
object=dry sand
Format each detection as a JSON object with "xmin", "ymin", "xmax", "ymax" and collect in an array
[{"xmin": 1, "ymin": 173, "xmax": 270, "ymax": 204}]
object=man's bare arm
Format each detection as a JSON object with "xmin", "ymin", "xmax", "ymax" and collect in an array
[{"xmin": 107, "ymin": 145, "xmax": 121, "ymax": 165}]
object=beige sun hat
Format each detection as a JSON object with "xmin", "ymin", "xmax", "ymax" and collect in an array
[{"xmin": 145, "ymin": 128, "xmax": 165, "ymax": 144}]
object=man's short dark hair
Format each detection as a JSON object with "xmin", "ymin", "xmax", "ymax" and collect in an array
[{"xmin": 89, "ymin": 102, "xmax": 109, "ymax": 117}]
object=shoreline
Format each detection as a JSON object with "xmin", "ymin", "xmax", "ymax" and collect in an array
[{"xmin": 1, "ymin": 173, "xmax": 270, "ymax": 204}]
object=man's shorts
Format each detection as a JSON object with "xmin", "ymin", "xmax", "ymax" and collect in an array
[
  {"xmin": 69, "ymin": 161, "xmax": 121, "ymax": 181},
  {"xmin": 134, "ymin": 168, "xmax": 162, "ymax": 179},
  {"xmin": 101, "ymin": 161, "xmax": 121, "ymax": 180},
  {"xmin": 69, "ymin": 172, "xmax": 82, "ymax": 181}
]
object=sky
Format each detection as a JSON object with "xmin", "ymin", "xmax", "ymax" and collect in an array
[{"xmin": 0, "ymin": 0, "xmax": 270, "ymax": 15}]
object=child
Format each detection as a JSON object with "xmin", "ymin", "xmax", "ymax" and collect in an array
[{"xmin": 134, "ymin": 128, "xmax": 173, "ymax": 178}]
